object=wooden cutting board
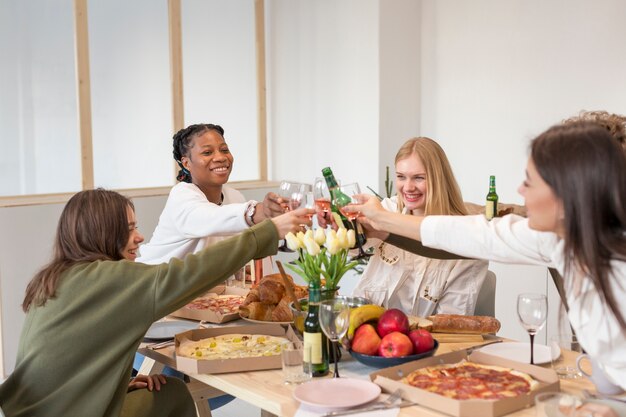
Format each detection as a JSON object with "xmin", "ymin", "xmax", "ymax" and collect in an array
[{"xmin": 431, "ymin": 333, "xmax": 485, "ymax": 343}]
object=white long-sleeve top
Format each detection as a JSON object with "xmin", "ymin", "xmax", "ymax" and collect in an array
[
  {"xmin": 138, "ymin": 182, "xmax": 252, "ymax": 265},
  {"xmin": 353, "ymin": 197, "xmax": 488, "ymax": 316},
  {"xmin": 421, "ymin": 214, "xmax": 626, "ymax": 389}
]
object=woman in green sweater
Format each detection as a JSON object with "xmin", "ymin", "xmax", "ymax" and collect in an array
[{"xmin": 0, "ymin": 189, "xmax": 311, "ymax": 417}]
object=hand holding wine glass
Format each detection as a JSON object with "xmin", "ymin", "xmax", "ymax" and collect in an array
[
  {"xmin": 277, "ymin": 181, "xmax": 307, "ymax": 251},
  {"xmin": 333, "ymin": 183, "xmax": 372, "ymax": 260},
  {"xmin": 313, "ymin": 177, "xmax": 332, "ymax": 224},
  {"xmin": 517, "ymin": 293, "xmax": 548, "ymax": 364},
  {"xmin": 319, "ymin": 298, "xmax": 351, "ymax": 378}
]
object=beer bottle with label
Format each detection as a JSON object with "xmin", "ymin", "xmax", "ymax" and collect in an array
[
  {"xmin": 485, "ymin": 175, "xmax": 498, "ymax": 220},
  {"xmin": 303, "ymin": 283, "xmax": 329, "ymax": 376}
]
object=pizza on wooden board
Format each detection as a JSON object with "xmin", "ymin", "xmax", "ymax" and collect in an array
[
  {"xmin": 178, "ymin": 334, "xmax": 288, "ymax": 360},
  {"xmin": 401, "ymin": 361, "xmax": 539, "ymax": 400}
]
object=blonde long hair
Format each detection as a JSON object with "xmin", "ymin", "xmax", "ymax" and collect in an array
[{"xmin": 395, "ymin": 137, "xmax": 467, "ymax": 216}]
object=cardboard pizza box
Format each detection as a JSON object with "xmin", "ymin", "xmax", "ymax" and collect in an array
[
  {"xmin": 170, "ymin": 286, "xmax": 249, "ymax": 324},
  {"xmin": 369, "ymin": 349, "xmax": 560, "ymax": 417},
  {"xmin": 175, "ymin": 324, "xmax": 299, "ymax": 374}
]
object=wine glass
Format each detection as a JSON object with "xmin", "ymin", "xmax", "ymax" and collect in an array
[
  {"xmin": 303, "ymin": 191, "xmax": 315, "ymax": 224},
  {"xmin": 319, "ymin": 298, "xmax": 351, "ymax": 378},
  {"xmin": 517, "ymin": 293, "xmax": 548, "ymax": 364},
  {"xmin": 333, "ymin": 183, "xmax": 371, "ymax": 260},
  {"xmin": 313, "ymin": 177, "xmax": 331, "ymax": 224},
  {"xmin": 277, "ymin": 181, "xmax": 306, "ymax": 251}
]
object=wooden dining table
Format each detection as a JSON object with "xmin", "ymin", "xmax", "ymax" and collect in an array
[{"xmin": 137, "ymin": 325, "xmax": 599, "ymax": 417}]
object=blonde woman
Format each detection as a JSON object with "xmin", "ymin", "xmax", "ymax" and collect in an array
[{"xmin": 353, "ymin": 137, "xmax": 488, "ymax": 317}]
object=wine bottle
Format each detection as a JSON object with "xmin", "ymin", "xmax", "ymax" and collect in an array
[
  {"xmin": 303, "ymin": 283, "xmax": 329, "ymax": 377},
  {"xmin": 485, "ymin": 175, "xmax": 498, "ymax": 220},
  {"xmin": 321, "ymin": 167, "xmax": 367, "ymax": 246}
]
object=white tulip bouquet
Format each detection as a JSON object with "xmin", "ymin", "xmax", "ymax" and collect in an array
[{"xmin": 284, "ymin": 227, "xmax": 359, "ymax": 290}]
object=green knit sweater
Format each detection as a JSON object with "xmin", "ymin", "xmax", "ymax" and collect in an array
[{"xmin": 0, "ymin": 221, "xmax": 278, "ymax": 417}]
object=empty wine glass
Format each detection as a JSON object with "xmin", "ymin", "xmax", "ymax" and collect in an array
[
  {"xmin": 333, "ymin": 183, "xmax": 371, "ymax": 260},
  {"xmin": 277, "ymin": 181, "xmax": 306, "ymax": 252},
  {"xmin": 319, "ymin": 298, "xmax": 350, "ymax": 378},
  {"xmin": 517, "ymin": 293, "xmax": 548, "ymax": 364}
]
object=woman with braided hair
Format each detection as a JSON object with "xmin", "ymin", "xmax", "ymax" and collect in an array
[{"xmin": 138, "ymin": 123, "xmax": 284, "ymax": 265}]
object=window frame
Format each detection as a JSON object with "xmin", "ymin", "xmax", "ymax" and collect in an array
[{"xmin": 0, "ymin": 0, "xmax": 270, "ymax": 207}]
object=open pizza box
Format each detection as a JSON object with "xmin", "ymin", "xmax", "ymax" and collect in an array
[
  {"xmin": 175, "ymin": 324, "xmax": 299, "ymax": 374},
  {"xmin": 370, "ymin": 349, "xmax": 560, "ymax": 417},
  {"xmin": 170, "ymin": 286, "xmax": 249, "ymax": 324}
]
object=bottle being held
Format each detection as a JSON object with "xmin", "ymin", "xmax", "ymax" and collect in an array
[
  {"xmin": 303, "ymin": 283, "xmax": 329, "ymax": 377},
  {"xmin": 485, "ymin": 175, "xmax": 499, "ymax": 220},
  {"xmin": 321, "ymin": 167, "xmax": 367, "ymax": 246}
]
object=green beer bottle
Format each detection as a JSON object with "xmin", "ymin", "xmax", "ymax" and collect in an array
[
  {"xmin": 485, "ymin": 175, "xmax": 498, "ymax": 220},
  {"xmin": 303, "ymin": 283, "xmax": 329, "ymax": 376},
  {"xmin": 321, "ymin": 167, "xmax": 367, "ymax": 246}
]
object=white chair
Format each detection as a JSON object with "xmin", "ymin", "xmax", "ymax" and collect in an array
[{"xmin": 474, "ymin": 270, "xmax": 496, "ymax": 317}]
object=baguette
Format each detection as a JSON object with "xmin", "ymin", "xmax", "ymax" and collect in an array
[{"xmin": 428, "ymin": 314, "xmax": 501, "ymax": 334}]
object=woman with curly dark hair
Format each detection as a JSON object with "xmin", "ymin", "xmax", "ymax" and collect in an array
[{"xmin": 138, "ymin": 123, "xmax": 284, "ymax": 265}]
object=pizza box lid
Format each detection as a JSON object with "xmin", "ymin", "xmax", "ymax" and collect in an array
[
  {"xmin": 174, "ymin": 323, "xmax": 299, "ymax": 374},
  {"xmin": 369, "ymin": 349, "xmax": 560, "ymax": 417},
  {"xmin": 170, "ymin": 287, "xmax": 249, "ymax": 324}
]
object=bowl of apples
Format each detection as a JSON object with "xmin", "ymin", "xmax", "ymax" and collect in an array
[{"xmin": 348, "ymin": 307, "xmax": 438, "ymax": 368}]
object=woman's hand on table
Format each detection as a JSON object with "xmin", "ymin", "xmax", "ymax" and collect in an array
[
  {"xmin": 128, "ymin": 374, "xmax": 167, "ymax": 392},
  {"xmin": 271, "ymin": 207, "xmax": 314, "ymax": 238}
]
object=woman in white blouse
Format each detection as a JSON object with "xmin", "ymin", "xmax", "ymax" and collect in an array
[
  {"xmin": 138, "ymin": 123, "xmax": 283, "ymax": 265},
  {"xmin": 349, "ymin": 122, "xmax": 626, "ymax": 417},
  {"xmin": 352, "ymin": 137, "xmax": 488, "ymax": 316}
]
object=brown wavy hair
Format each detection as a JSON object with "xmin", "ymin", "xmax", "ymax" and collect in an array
[
  {"xmin": 531, "ymin": 122, "xmax": 626, "ymax": 328},
  {"xmin": 562, "ymin": 110, "xmax": 626, "ymax": 151},
  {"xmin": 22, "ymin": 189, "xmax": 134, "ymax": 311},
  {"xmin": 394, "ymin": 137, "xmax": 467, "ymax": 216}
]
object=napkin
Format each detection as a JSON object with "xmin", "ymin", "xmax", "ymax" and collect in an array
[{"xmin": 295, "ymin": 404, "xmax": 401, "ymax": 417}]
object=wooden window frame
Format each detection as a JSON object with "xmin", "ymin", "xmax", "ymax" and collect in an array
[{"xmin": 0, "ymin": 0, "xmax": 270, "ymax": 208}]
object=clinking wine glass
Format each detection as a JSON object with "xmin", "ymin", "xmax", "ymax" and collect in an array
[
  {"xmin": 517, "ymin": 293, "xmax": 548, "ymax": 365},
  {"xmin": 277, "ymin": 181, "xmax": 306, "ymax": 252},
  {"xmin": 333, "ymin": 183, "xmax": 371, "ymax": 260},
  {"xmin": 313, "ymin": 177, "xmax": 331, "ymax": 223},
  {"xmin": 319, "ymin": 298, "xmax": 350, "ymax": 378}
]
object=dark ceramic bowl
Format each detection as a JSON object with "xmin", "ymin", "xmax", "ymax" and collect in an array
[{"xmin": 349, "ymin": 339, "xmax": 439, "ymax": 368}]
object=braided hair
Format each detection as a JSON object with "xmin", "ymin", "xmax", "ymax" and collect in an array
[{"xmin": 172, "ymin": 124, "xmax": 225, "ymax": 182}]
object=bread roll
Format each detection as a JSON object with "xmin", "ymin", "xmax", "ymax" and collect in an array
[
  {"xmin": 428, "ymin": 314, "xmax": 501, "ymax": 334},
  {"xmin": 271, "ymin": 299, "xmax": 294, "ymax": 322},
  {"xmin": 239, "ymin": 302, "xmax": 274, "ymax": 321},
  {"xmin": 258, "ymin": 279, "xmax": 285, "ymax": 305},
  {"xmin": 242, "ymin": 288, "xmax": 260, "ymax": 306}
]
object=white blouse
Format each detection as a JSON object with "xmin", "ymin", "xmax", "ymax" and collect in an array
[
  {"xmin": 421, "ymin": 214, "xmax": 626, "ymax": 390},
  {"xmin": 353, "ymin": 197, "xmax": 489, "ymax": 317}
]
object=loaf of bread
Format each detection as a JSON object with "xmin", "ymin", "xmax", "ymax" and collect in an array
[
  {"xmin": 428, "ymin": 314, "xmax": 501, "ymax": 334},
  {"xmin": 258, "ymin": 279, "xmax": 285, "ymax": 305}
]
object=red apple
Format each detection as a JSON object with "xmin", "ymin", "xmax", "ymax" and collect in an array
[
  {"xmin": 351, "ymin": 324, "xmax": 382, "ymax": 356},
  {"xmin": 376, "ymin": 308, "xmax": 410, "ymax": 338},
  {"xmin": 408, "ymin": 328, "xmax": 435, "ymax": 354},
  {"xmin": 378, "ymin": 332, "xmax": 414, "ymax": 357}
]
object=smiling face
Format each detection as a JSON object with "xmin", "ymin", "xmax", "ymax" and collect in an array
[
  {"xmin": 395, "ymin": 154, "xmax": 427, "ymax": 215},
  {"xmin": 518, "ymin": 158, "xmax": 564, "ymax": 236},
  {"xmin": 181, "ymin": 129, "xmax": 234, "ymax": 189},
  {"xmin": 122, "ymin": 206, "xmax": 144, "ymax": 261}
]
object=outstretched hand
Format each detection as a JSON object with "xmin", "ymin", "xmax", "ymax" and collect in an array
[
  {"xmin": 342, "ymin": 194, "xmax": 387, "ymax": 231},
  {"xmin": 128, "ymin": 374, "xmax": 167, "ymax": 392},
  {"xmin": 260, "ymin": 192, "xmax": 285, "ymax": 219},
  {"xmin": 271, "ymin": 207, "xmax": 314, "ymax": 238}
]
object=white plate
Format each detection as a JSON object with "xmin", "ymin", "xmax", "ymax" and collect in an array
[
  {"xmin": 144, "ymin": 321, "xmax": 198, "ymax": 341},
  {"xmin": 478, "ymin": 342, "xmax": 558, "ymax": 365},
  {"xmin": 293, "ymin": 378, "xmax": 381, "ymax": 411}
]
